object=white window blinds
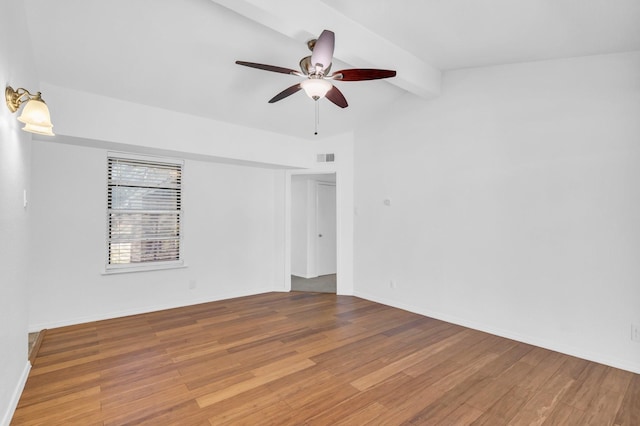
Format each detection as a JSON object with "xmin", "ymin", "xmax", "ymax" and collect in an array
[{"xmin": 107, "ymin": 155, "xmax": 183, "ymax": 268}]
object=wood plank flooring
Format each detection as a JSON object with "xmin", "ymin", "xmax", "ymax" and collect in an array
[{"xmin": 12, "ymin": 292, "xmax": 640, "ymax": 425}]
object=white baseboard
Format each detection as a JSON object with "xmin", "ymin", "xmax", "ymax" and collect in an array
[
  {"xmin": 354, "ymin": 290, "xmax": 640, "ymax": 375},
  {"xmin": 28, "ymin": 287, "xmax": 271, "ymax": 332},
  {"xmin": 0, "ymin": 361, "xmax": 31, "ymax": 426}
]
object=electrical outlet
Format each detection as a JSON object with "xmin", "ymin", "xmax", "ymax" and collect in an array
[
  {"xmin": 632, "ymin": 323, "xmax": 640, "ymax": 342},
  {"xmin": 189, "ymin": 280, "xmax": 197, "ymax": 290},
  {"xmin": 389, "ymin": 280, "xmax": 396, "ymax": 289}
]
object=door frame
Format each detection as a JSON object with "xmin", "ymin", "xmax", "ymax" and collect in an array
[{"xmin": 284, "ymin": 169, "xmax": 349, "ymax": 294}]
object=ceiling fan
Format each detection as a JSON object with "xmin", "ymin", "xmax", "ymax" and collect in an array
[{"xmin": 235, "ymin": 29, "xmax": 396, "ymax": 108}]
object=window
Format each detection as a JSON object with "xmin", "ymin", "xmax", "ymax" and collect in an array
[{"xmin": 106, "ymin": 154, "xmax": 183, "ymax": 272}]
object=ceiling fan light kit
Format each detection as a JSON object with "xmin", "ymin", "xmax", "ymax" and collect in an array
[{"xmin": 300, "ymin": 78, "xmax": 332, "ymax": 100}]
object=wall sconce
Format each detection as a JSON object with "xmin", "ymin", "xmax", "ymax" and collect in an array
[{"xmin": 5, "ymin": 86, "xmax": 54, "ymax": 136}]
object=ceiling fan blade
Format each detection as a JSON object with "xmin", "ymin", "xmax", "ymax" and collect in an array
[
  {"xmin": 236, "ymin": 61, "xmax": 302, "ymax": 76},
  {"xmin": 268, "ymin": 83, "xmax": 302, "ymax": 103},
  {"xmin": 325, "ymin": 85, "xmax": 348, "ymax": 108},
  {"xmin": 310, "ymin": 30, "xmax": 335, "ymax": 72},
  {"xmin": 331, "ymin": 68, "xmax": 397, "ymax": 81}
]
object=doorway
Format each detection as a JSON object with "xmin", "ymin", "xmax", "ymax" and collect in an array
[{"xmin": 290, "ymin": 174, "xmax": 336, "ymax": 293}]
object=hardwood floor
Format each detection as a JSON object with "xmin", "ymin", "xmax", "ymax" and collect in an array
[{"xmin": 12, "ymin": 292, "xmax": 640, "ymax": 425}]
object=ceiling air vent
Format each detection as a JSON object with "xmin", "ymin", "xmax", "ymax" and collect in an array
[{"xmin": 317, "ymin": 153, "xmax": 335, "ymax": 162}]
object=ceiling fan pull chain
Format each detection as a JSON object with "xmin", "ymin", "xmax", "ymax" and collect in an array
[{"xmin": 314, "ymin": 100, "xmax": 319, "ymax": 135}]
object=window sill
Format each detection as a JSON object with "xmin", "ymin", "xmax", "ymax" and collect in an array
[{"xmin": 102, "ymin": 261, "xmax": 187, "ymax": 275}]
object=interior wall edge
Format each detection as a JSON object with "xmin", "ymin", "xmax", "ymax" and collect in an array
[
  {"xmin": 0, "ymin": 361, "xmax": 30, "ymax": 426},
  {"xmin": 354, "ymin": 290, "xmax": 640, "ymax": 375},
  {"xmin": 27, "ymin": 288, "xmax": 272, "ymax": 333}
]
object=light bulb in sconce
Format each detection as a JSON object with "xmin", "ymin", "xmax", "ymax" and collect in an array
[
  {"xmin": 17, "ymin": 99, "xmax": 54, "ymax": 136},
  {"xmin": 300, "ymin": 78, "xmax": 332, "ymax": 100},
  {"xmin": 5, "ymin": 86, "xmax": 55, "ymax": 136}
]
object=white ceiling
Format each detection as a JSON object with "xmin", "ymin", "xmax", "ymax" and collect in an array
[{"xmin": 23, "ymin": 0, "xmax": 640, "ymax": 140}]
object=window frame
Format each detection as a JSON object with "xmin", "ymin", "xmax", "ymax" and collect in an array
[{"xmin": 104, "ymin": 152, "xmax": 186, "ymax": 274}]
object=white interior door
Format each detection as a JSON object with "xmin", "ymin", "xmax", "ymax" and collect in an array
[{"xmin": 316, "ymin": 183, "xmax": 337, "ymax": 276}]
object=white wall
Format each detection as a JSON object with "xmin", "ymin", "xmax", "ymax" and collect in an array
[
  {"xmin": 28, "ymin": 141, "xmax": 283, "ymax": 329},
  {"xmin": 24, "ymin": 78, "xmax": 350, "ymax": 329},
  {"xmin": 40, "ymin": 83, "xmax": 316, "ymax": 169},
  {"xmin": 0, "ymin": 2, "xmax": 36, "ymax": 424},
  {"xmin": 354, "ymin": 51, "xmax": 640, "ymax": 373}
]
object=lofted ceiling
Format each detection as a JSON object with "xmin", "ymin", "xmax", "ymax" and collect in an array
[{"xmin": 23, "ymin": 0, "xmax": 640, "ymax": 140}]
